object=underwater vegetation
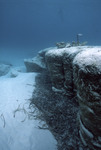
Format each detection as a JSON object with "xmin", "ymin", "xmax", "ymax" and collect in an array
[{"xmin": 56, "ymin": 33, "xmax": 87, "ymax": 48}]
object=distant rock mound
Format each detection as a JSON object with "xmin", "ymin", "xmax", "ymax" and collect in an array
[
  {"xmin": 24, "ymin": 47, "xmax": 55, "ymax": 72},
  {"xmin": 0, "ymin": 64, "xmax": 11, "ymax": 76}
]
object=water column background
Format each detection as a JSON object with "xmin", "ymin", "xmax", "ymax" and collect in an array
[{"xmin": 0, "ymin": 0, "xmax": 101, "ymax": 65}]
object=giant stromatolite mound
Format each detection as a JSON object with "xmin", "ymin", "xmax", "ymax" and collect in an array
[
  {"xmin": 25, "ymin": 46, "xmax": 101, "ymax": 150},
  {"xmin": 73, "ymin": 48, "xmax": 101, "ymax": 150}
]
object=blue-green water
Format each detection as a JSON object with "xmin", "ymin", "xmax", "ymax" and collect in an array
[{"xmin": 0, "ymin": 0, "xmax": 101, "ymax": 65}]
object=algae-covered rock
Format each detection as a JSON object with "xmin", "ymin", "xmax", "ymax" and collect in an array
[{"xmin": 73, "ymin": 47, "xmax": 101, "ymax": 150}]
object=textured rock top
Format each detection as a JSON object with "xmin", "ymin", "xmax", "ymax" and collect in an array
[
  {"xmin": 45, "ymin": 47, "xmax": 65, "ymax": 57},
  {"xmin": 73, "ymin": 47, "xmax": 101, "ymax": 73},
  {"xmin": 45, "ymin": 46, "xmax": 86, "ymax": 57}
]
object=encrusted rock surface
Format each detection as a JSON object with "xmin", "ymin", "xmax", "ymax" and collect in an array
[{"xmin": 73, "ymin": 48, "xmax": 101, "ymax": 150}]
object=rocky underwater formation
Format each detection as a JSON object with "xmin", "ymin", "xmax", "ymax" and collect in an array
[{"xmin": 24, "ymin": 46, "xmax": 101, "ymax": 150}]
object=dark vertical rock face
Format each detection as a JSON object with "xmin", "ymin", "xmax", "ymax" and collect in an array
[
  {"xmin": 63, "ymin": 47, "xmax": 82, "ymax": 95},
  {"xmin": 73, "ymin": 48, "xmax": 101, "ymax": 150},
  {"xmin": 45, "ymin": 47, "xmax": 83, "ymax": 96},
  {"xmin": 45, "ymin": 48, "xmax": 65, "ymax": 91}
]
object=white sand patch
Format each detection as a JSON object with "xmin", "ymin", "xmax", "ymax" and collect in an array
[{"xmin": 0, "ymin": 72, "xmax": 57, "ymax": 150}]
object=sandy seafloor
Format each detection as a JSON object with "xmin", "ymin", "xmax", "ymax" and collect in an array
[{"xmin": 0, "ymin": 66, "xmax": 57, "ymax": 150}]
